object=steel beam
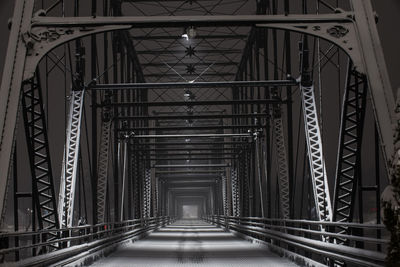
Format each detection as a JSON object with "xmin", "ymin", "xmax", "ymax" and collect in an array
[
  {"xmin": 350, "ymin": 0, "xmax": 395, "ymax": 176},
  {"xmin": 0, "ymin": 0, "xmax": 35, "ymax": 225},
  {"xmin": 91, "ymin": 80, "xmax": 296, "ymax": 90},
  {"xmin": 153, "ymin": 164, "xmax": 229, "ymax": 168},
  {"xmin": 117, "ymin": 114, "xmax": 267, "ymax": 121},
  {"xmin": 96, "ymin": 121, "xmax": 112, "ymax": 223},
  {"xmin": 110, "ymin": 99, "xmax": 282, "ymax": 107},
  {"xmin": 136, "ymin": 49, "xmax": 242, "ymax": 55},
  {"xmin": 32, "ymin": 14, "xmax": 352, "ymax": 28},
  {"xmin": 21, "ymin": 72, "xmax": 59, "ymax": 235},
  {"xmin": 156, "ymin": 170, "xmax": 224, "ymax": 174},
  {"xmin": 144, "ymin": 73, "xmax": 235, "ymax": 78},
  {"xmin": 130, "ymin": 133, "xmax": 251, "ymax": 138},
  {"xmin": 333, "ymin": 64, "xmax": 367, "ymax": 243},
  {"xmin": 135, "ymin": 147, "xmax": 241, "ymax": 152},
  {"xmin": 131, "ymin": 34, "xmax": 247, "ymax": 40},
  {"xmin": 58, "ymin": 90, "xmax": 85, "ymax": 228},
  {"xmin": 142, "ymin": 62, "xmax": 238, "ymax": 67},
  {"xmin": 119, "ymin": 125, "xmax": 262, "ymax": 132},
  {"xmin": 301, "ymin": 85, "xmax": 332, "ymax": 222},
  {"xmin": 145, "ymin": 157, "xmax": 235, "ymax": 161},
  {"xmin": 134, "ymin": 141, "xmax": 248, "ymax": 146}
]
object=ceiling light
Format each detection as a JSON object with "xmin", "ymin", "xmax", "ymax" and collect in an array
[{"xmin": 181, "ymin": 33, "xmax": 189, "ymax": 40}]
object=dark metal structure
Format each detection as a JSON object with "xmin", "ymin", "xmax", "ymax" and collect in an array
[{"xmin": 0, "ymin": 0, "xmax": 398, "ymax": 265}]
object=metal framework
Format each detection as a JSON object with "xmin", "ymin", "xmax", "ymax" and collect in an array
[
  {"xmin": 231, "ymin": 168, "xmax": 240, "ymax": 217},
  {"xmin": 273, "ymin": 115, "xmax": 290, "ymax": 219},
  {"xmin": 333, "ymin": 63, "xmax": 368, "ymax": 241},
  {"xmin": 96, "ymin": 120, "xmax": 112, "ymax": 223},
  {"xmin": 301, "ymin": 84, "xmax": 332, "ymax": 222},
  {"xmin": 222, "ymin": 174, "xmax": 228, "ymax": 216},
  {"xmin": 58, "ymin": 90, "xmax": 84, "ymax": 228},
  {"xmin": 143, "ymin": 168, "xmax": 151, "ymax": 218},
  {"xmin": 0, "ymin": 0, "xmax": 397, "ymax": 265},
  {"xmin": 21, "ymin": 72, "xmax": 59, "ymax": 234}
]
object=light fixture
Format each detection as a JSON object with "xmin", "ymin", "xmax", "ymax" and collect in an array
[{"xmin": 181, "ymin": 33, "xmax": 189, "ymax": 41}]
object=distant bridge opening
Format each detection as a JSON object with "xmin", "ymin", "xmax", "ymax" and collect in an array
[{"xmin": 181, "ymin": 205, "xmax": 199, "ymax": 219}]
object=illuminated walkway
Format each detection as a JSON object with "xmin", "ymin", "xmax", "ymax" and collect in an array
[{"xmin": 91, "ymin": 220, "xmax": 297, "ymax": 266}]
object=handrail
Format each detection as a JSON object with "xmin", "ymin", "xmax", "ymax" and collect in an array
[
  {"xmin": 0, "ymin": 216, "xmax": 174, "ymax": 264},
  {"xmin": 219, "ymin": 215, "xmax": 387, "ymax": 229},
  {"xmin": 205, "ymin": 215, "xmax": 388, "ymax": 267}
]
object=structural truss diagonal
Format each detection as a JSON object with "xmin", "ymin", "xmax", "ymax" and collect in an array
[
  {"xmin": 21, "ymin": 73, "xmax": 59, "ymax": 235},
  {"xmin": 273, "ymin": 115, "xmax": 290, "ymax": 219},
  {"xmin": 333, "ymin": 63, "xmax": 368, "ymax": 242},
  {"xmin": 97, "ymin": 120, "xmax": 112, "ymax": 223},
  {"xmin": 58, "ymin": 90, "xmax": 85, "ymax": 228},
  {"xmin": 301, "ymin": 85, "xmax": 332, "ymax": 222}
]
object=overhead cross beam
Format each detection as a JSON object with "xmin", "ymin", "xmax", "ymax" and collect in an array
[
  {"xmin": 110, "ymin": 99, "xmax": 283, "ymax": 107},
  {"xmin": 90, "ymin": 80, "xmax": 297, "ymax": 90},
  {"xmin": 116, "ymin": 114, "xmax": 267, "ymax": 121},
  {"xmin": 131, "ymin": 34, "xmax": 247, "ymax": 40}
]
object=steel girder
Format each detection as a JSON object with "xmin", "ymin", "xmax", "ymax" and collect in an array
[
  {"xmin": 222, "ymin": 174, "xmax": 228, "ymax": 216},
  {"xmin": 21, "ymin": 72, "xmax": 59, "ymax": 237},
  {"xmin": 154, "ymin": 178, "xmax": 159, "ymax": 217},
  {"xmin": 0, "ymin": 0, "xmax": 35, "ymax": 225},
  {"xmin": 58, "ymin": 90, "xmax": 84, "ymax": 228},
  {"xmin": 90, "ymin": 80, "xmax": 296, "ymax": 90},
  {"xmin": 119, "ymin": 140, "xmax": 128, "ymax": 221},
  {"xmin": 96, "ymin": 120, "xmax": 112, "ymax": 223},
  {"xmin": 242, "ymin": 152, "xmax": 251, "ymax": 217},
  {"xmin": 133, "ymin": 152, "xmax": 141, "ymax": 219},
  {"xmin": 110, "ymin": 99, "xmax": 283, "ymax": 107},
  {"xmin": 142, "ymin": 169, "xmax": 151, "ymax": 218},
  {"xmin": 333, "ymin": 63, "xmax": 367, "ymax": 242},
  {"xmin": 273, "ymin": 115, "xmax": 290, "ymax": 219},
  {"xmin": 97, "ymin": 91, "xmax": 113, "ymax": 223},
  {"xmin": 231, "ymin": 168, "xmax": 240, "ymax": 217},
  {"xmin": 301, "ymin": 85, "xmax": 333, "ymax": 222}
]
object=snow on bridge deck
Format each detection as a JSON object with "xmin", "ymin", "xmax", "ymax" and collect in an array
[{"xmin": 91, "ymin": 219, "xmax": 297, "ymax": 267}]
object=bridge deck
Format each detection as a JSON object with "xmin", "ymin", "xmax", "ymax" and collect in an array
[{"xmin": 91, "ymin": 220, "xmax": 297, "ymax": 266}]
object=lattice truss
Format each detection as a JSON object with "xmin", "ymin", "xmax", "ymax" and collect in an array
[
  {"xmin": 242, "ymin": 152, "xmax": 250, "ymax": 217},
  {"xmin": 143, "ymin": 168, "xmax": 152, "ymax": 218},
  {"xmin": 154, "ymin": 178, "xmax": 159, "ymax": 217},
  {"xmin": 222, "ymin": 174, "xmax": 228, "ymax": 216},
  {"xmin": 96, "ymin": 120, "xmax": 111, "ymax": 223},
  {"xmin": 132, "ymin": 152, "xmax": 141, "ymax": 219},
  {"xmin": 333, "ymin": 63, "xmax": 368, "ymax": 242},
  {"xmin": 58, "ymin": 90, "xmax": 85, "ymax": 228},
  {"xmin": 273, "ymin": 114, "xmax": 290, "ymax": 219},
  {"xmin": 231, "ymin": 168, "xmax": 240, "ymax": 217},
  {"xmin": 301, "ymin": 85, "xmax": 333, "ymax": 222},
  {"xmin": 21, "ymin": 72, "xmax": 59, "ymax": 236}
]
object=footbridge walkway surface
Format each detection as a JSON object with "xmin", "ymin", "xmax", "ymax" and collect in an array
[{"xmin": 91, "ymin": 219, "xmax": 298, "ymax": 267}]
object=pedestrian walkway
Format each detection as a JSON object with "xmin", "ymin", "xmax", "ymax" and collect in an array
[{"xmin": 91, "ymin": 219, "xmax": 297, "ymax": 266}]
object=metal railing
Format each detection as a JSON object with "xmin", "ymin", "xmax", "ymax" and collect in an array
[
  {"xmin": 205, "ymin": 215, "xmax": 388, "ymax": 267},
  {"xmin": 0, "ymin": 216, "xmax": 173, "ymax": 265}
]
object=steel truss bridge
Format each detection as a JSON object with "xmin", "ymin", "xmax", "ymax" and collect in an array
[{"xmin": 0, "ymin": 0, "xmax": 398, "ymax": 266}]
